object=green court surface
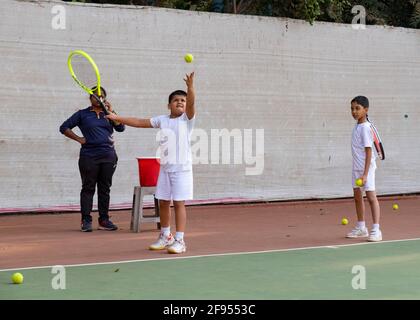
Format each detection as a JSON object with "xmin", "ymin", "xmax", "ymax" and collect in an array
[{"xmin": 1, "ymin": 239, "xmax": 420, "ymax": 300}]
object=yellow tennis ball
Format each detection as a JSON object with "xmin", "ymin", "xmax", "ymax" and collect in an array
[
  {"xmin": 392, "ymin": 204, "xmax": 399, "ymax": 210},
  {"xmin": 11, "ymin": 272, "xmax": 24, "ymax": 284},
  {"xmin": 184, "ymin": 53, "xmax": 194, "ymax": 63},
  {"xmin": 355, "ymin": 178, "xmax": 363, "ymax": 187},
  {"xmin": 341, "ymin": 218, "xmax": 349, "ymax": 225}
]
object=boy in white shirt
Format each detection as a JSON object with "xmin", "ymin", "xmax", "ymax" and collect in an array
[
  {"xmin": 107, "ymin": 72, "xmax": 195, "ymax": 253},
  {"xmin": 346, "ymin": 96, "xmax": 382, "ymax": 242}
]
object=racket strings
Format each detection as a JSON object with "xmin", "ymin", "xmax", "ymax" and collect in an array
[{"xmin": 70, "ymin": 54, "xmax": 98, "ymax": 90}]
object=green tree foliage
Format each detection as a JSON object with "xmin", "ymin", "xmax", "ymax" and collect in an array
[{"xmin": 64, "ymin": 0, "xmax": 420, "ymax": 28}]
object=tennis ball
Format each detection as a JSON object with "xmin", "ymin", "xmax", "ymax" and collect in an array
[
  {"xmin": 184, "ymin": 53, "xmax": 194, "ymax": 63},
  {"xmin": 11, "ymin": 272, "xmax": 24, "ymax": 284},
  {"xmin": 392, "ymin": 204, "xmax": 399, "ymax": 210},
  {"xmin": 341, "ymin": 218, "xmax": 349, "ymax": 225},
  {"xmin": 355, "ymin": 178, "xmax": 363, "ymax": 187}
]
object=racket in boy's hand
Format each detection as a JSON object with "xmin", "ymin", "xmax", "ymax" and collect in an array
[
  {"xmin": 67, "ymin": 50, "xmax": 110, "ymax": 116},
  {"xmin": 367, "ymin": 117, "xmax": 385, "ymax": 160}
]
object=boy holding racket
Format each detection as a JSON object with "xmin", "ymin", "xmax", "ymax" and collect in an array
[
  {"xmin": 106, "ymin": 72, "xmax": 195, "ymax": 254},
  {"xmin": 346, "ymin": 96, "xmax": 382, "ymax": 242}
]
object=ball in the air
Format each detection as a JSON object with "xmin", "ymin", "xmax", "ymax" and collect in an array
[
  {"xmin": 184, "ymin": 53, "xmax": 194, "ymax": 63},
  {"xmin": 392, "ymin": 204, "xmax": 399, "ymax": 210},
  {"xmin": 341, "ymin": 218, "xmax": 349, "ymax": 225},
  {"xmin": 11, "ymin": 272, "xmax": 24, "ymax": 284},
  {"xmin": 355, "ymin": 178, "xmax": 363, "ymax": 187}
]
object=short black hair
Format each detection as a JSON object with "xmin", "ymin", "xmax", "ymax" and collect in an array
[
  {"xmin": 168, "ymin": 90, "xmax": 187, "ymax": 103},
  {"xmin": 351, "ymin": 96, "xmax": 369, "ymax": 108},
  {"xmin": 91, "ymin": 86, "xmax": 107, "ymax": 98}
]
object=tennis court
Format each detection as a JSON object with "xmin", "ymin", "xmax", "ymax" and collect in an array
[
  {"xmin": 3, "ymin": 240, "xmax": 420, "ymax": 300},
  {"xmin": 2, "ymin": 195, "xmax": 420, "ymax": 299}
]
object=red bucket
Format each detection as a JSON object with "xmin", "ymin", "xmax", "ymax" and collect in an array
[{"xmin": 137, "ymin": 157, "xmax": 160, "ymax": 187}]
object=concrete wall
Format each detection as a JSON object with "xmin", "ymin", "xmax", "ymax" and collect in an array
[{"xmin": 1, "ymin": 0, "xmax": 419, "ymax": 212}]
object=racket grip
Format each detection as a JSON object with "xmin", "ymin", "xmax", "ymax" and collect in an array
[
  {"xmin": 102, "ymin": 105, "xmax": 110, "ymax": 115},
  {"xmin": 99, "ymin": 101, "xmax": 110, "ymax": 115},
  {"xmin": 110, "ymin": 111, "xmax": 122, "ymax": 126},
  {"xmin": 99, "ymin": 101, "xmax": 115, "ymax": 125}
]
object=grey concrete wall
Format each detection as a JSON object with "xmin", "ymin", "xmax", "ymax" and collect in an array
[{"xmin": 1, "ymin": 0, "xmax": 419, "ymax": 212}]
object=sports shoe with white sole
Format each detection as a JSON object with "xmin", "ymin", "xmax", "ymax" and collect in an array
[
  {"xmin": 346, "ymin": 226, "xmax": 369, "ymax": 238},
  {"xmin": 367, "ymin": 229, "xmax": 382, "ymax": 242},
  {"xmin": 167, "ymin": 239, "xmax": 186, "ymax": 254},
  {"xmin": 149, "ymin": 233, "xmax": 175, "ymax": 250}
]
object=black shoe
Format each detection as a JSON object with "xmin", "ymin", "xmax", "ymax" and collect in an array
[
  {"xmin": 81, "ymin": 220, "xmax": 93, "ymax": 232},
  {"xmin": 98, "ymin": 219, "xmax": 118, "ymax": 231}
]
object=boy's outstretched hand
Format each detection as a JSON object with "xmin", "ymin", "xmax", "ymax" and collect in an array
[
  {"xmin": 184, "ymin": 72, "xmax": 195, "ymax": 120},
  {"xmin": 106, "ymin": 112, "xmax": 118, "ymax": 121},
  {"xmin": 184, "ymin": 72, "xmax": 194, "ymax": 88},
  {"xmin": 104, "ymin": 101, "xmax": 114, "ymax": 113}
]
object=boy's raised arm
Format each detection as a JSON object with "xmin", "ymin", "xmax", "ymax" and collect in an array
[
  {"xmin": 184, "ymin": 72, "xmax": 195, "ymax": 120},
  {"xmin": 106, "ymin": 113, "xmax": 152, "ymax": 128}
]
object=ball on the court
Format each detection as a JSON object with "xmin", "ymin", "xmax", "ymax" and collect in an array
[
  {"xmin": 355, "ymin": 178, "xmax": 363, "ymax": 187},
  {"xmin": 341, "ymin": 218, "xmax": 349, "ymax": 225},
  {"xmin": 184, "ymin": 53, "xmax": 194, "ymax": 63},
  {"xmin": 392, "ymin": 204, "xmax": 399, "ymax": 210},
  {"xmin": 11, "ymin": 272, "xmax": 24, "ymax": 284}
]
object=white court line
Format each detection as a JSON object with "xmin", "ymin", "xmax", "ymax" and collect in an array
[{"xmin": 1, "ymin": 237, "xmax": 420, "ymax": 273}]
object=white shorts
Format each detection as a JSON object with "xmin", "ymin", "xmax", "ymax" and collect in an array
[
  {"xmin": 352, "ymin": 168, "xmax": 376, "ymax": 192},
  {"xmin": 155, "ymin": 170, "xmax": 193, "ymax": 201}
]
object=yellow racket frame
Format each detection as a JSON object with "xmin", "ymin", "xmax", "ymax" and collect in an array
[{"xmin": 67, "ymin": 50, "xmax": 102, "ymax": 97}]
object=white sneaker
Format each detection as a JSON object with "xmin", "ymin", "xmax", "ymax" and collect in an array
[
  {"xmin": 149, "ymin": 233, "xmax": 175, "ymax": 250},
  {"xmin": 167, "ymin": 239, "xmax": 186, "ymax": 254},
  {"xmin": 346, "ymin": 226, "xmax": 369, "ymax": 238},
  {"xmin": 367, "ymin": 229, "xmax": 382, "ymax": 242}
]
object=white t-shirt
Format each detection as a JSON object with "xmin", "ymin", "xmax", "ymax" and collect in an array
[
  {"xmin": 351, "ymin": 122, "xmax": 377, "ymax": 171},
  {"xmin": 150, "ymin": 113, "xmax": 195, "ymax": 172}
]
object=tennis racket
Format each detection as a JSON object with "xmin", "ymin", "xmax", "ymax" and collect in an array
[
  {"xmin": 367, "ymin": 116, "xmax": 385, "ymax": 160},
  {"xmin": 67, "ymin": 50, "xmax": 110, "ymax": 116}
]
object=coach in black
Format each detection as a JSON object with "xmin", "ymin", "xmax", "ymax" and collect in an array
[{"xmin": 59, "ymin": 87, "xmax": 125, "ymax": 232}]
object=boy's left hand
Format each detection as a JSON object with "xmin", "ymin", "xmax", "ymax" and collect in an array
[
  {"xmin": 184, "ymin": 72, "xmax": 194, "ymax": 88},
  {"xmin": 104, "ymin": 100, "xmax": 113, "ymax": 113},
  {"xmin": 105, "ymin": 112, "xmax": 118, "ymax": 121}
]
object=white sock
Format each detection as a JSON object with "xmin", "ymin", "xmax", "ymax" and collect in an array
[
  {"xmin": 372, "ymin": 224, "xmax": 380, "ymax": 231},
  {"xmin": 161, "ymin": 227, "xmax": 171, "ymax": 236},
  {"xmin": 175, "ymin": 232, "xmax": 184, "ymax": 241},
  {"xmin": 357, "ymin": 221, "xmax": 366, "ymax": 229}
]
